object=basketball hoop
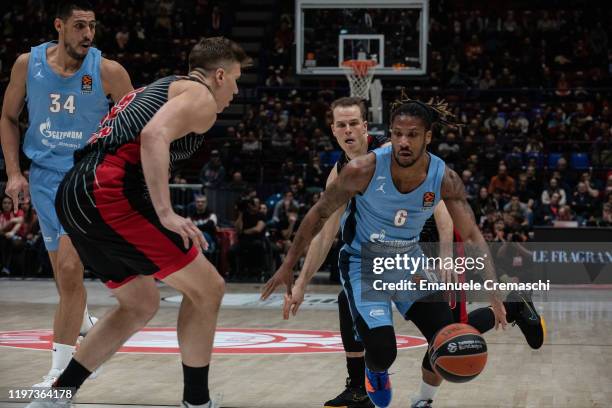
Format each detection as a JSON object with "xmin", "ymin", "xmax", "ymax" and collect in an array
[{"xmin": 341, "ymin": 59, "xmax": 377, "ymax": 100}]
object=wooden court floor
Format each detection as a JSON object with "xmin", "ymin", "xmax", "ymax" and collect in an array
[{"xmin": 0, "ymin": 280, "xmax": 611, "ymax": 408}]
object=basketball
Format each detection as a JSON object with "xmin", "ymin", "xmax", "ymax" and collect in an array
[{"xmin": 429, "ymin": 323, "xmax": 488, "ymax": 383}]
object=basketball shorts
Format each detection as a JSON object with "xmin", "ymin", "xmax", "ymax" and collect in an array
[
  {"xmin": 29, "ymin": 163, "xmax": 68, "ymax": 251},
  {"xmin": 55, "ymin": 145, "xmax": 198, "ymax": 289},
  {"xmin": 338, "ymin": 247, "xmax": 439, "ymax": 333}
]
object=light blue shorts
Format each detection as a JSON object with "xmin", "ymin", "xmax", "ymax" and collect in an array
[
  {"xmin": 29, "ymin": 163, "xmax": 67, "ymax": 251},
  {"xmin": 338, "ymin": 248, "xmax": 435, "ymax": 331}
]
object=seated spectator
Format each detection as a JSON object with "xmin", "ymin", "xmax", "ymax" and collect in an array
[
  {"xmin": 570, "ymin": 182, "xmax": 597, "ymax": 223},
  {"xmin": 199, "ymin": 150, "xmax": 226, "ymax": 187},
  {"xmin": 188, "ymin": 195, "xmax": 218, "ymax": 259},
  {"xmin": 0, "ymin": 196, "xmax": 24, "ymax": 275},
  {"xmin": 541, "ymin": 177, "xmax": 567, "ymax": 206},
  {"xmin": 437, "ymin": 131, "xmax": 461, "ymax": 162},
  {"xmin": 472, "ymin": 186, "xmax": 500, "ymax": 221},
  {"xmin": 272, "ymin": 190, "xmax": 300, "ymax": 224},
  {"xmin": 488, "ymin": 164, "xmax": 515, "ymax": 199},
  {"xmin": 305, "ymin": 155, "xmax": 325, "ymax": 188},
  {"xmin": 8, "ymin": 200, "xmax": 40, "ymax": 276},
  {"xmin": 462, "ymin": 169, "xmax": 479, "ymax": 201},
  {"xmin": 537, "ymin": 192, "xmax": 561, "ymax": 225},
  {"xmin": 229, "ymin": 197, "xmax": 267, "ymax": 280},
  {"xmin": 242, "ymin": 130, "xmax": 262, "ymax": 153},
  {"xmin": 587, "ymin": 203, "xmax": 612, "ymax": 227},
  {"xmin": 503, "ymin": 195, "xmax": 533, "ymax": 226},
  {"xmin": 228, "ymin": 171, "xmax": 248, "ymax": 192}
]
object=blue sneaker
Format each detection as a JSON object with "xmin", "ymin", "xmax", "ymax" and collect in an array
[{"xmin": 364, "ymin": 367, "xmax": 392, "ymax": 407}]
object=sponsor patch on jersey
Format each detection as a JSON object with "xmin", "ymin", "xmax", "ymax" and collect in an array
[
  {"xmin": 81, "ymin": 74, "xmax": 93, "ymax": 93},
  {"xmin": 422, "ymin": 191, "xmax": 435, "ymax": 207}
]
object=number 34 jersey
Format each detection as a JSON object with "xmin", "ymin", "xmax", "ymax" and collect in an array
[{"xmin": 24, "ymin": 41, "xmax": 109, "ymax": 172}]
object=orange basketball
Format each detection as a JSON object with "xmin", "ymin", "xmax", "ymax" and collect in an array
[{"xmin": 429, "ymin": 323, "xmax": 488, "ymax": 383}]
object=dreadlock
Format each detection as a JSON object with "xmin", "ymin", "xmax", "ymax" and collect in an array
[{"xmin": 389, "ymin": 89, "xmax": 457, "ymax": 130}]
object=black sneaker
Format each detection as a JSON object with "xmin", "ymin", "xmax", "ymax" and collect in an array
[
  {"xmin": 507, "ymin": 290, "xmax": 546, "ymax": 349},
  {"xmin": 324, "ymin": 377, "xmax": 374, "ymax": 408},
  {"xmin": 411, "ymin": 399, "xmax": 433, "ymax": 408}
]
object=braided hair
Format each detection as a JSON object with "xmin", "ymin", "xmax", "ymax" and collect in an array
[{"xmin": 389, "ymin": 89, "xmax": 457, "ymax": 131}]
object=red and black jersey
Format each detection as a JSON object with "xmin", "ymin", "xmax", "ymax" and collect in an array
[
  {"xmin": 335, "ymin": 133, "xmax": 389, "ymax": 174},
  {"xmin": 75, "ymin": 75, "xmax": 208, "ymax": 173}
]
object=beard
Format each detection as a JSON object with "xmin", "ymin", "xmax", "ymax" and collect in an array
[
  {"xmin": 393, "ymin": 143, "xmax": 426, "ymax": 168},
  {"xmin": 65, "ymin": 42, "xmax": 87, "ymax": 61}
]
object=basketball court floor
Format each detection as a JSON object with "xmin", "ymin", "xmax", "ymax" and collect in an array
[{"xmin": 0, "ymin": 279, "xmax": 610, "ymax": 408}]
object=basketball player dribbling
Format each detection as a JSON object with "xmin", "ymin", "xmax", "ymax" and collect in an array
[
  {"xmin": 25, "ymin": 37, "xmax": 251, "ymax": 408},
  {"xmin": 263, "ymin": 97, "xmax": 546, "ymax": 408},
  {"xmin": 0, "ymin": 0, "xmax": 133, "ymax": 387},
  {"xmin": 264, "ymin": 97, "xmax": 545, "ymax": 408}
]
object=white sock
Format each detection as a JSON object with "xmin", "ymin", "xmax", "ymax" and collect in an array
[
  {"xmin": 51, "ymin": 342, "xmax": 75, "ymax": 373},
  {"xmin": 80, "ymin": 305, "xmax": 95, "ymax": 334},
  {"xmin": 411, "ymin": 380, "xmax": 439, "ymax": 404}
]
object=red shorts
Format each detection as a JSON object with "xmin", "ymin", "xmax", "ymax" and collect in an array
[{"xmin": 56, "ymin": 143, "xmax": 199, "ymax": 289}]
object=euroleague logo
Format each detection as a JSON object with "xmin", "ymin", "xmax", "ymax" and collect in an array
[{"xmin": 0, "ymin": 328, "xmax": 426, "ymax": 355}]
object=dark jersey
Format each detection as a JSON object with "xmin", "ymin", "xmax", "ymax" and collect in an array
[
  {"xmin": 335, "ymin": 133, "xmax": 389, "ymax": 174},
  {"xmin": 74, "ymin": 75, "xmax": 208, "ymax": 174}
]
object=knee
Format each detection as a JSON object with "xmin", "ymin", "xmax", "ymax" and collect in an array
[
  {"xmin": 363, "ymin": 326, "xmax": 397, "ymax": 371},
  {"xmin": 185, "ymin": 271, "xmax": 225, "ymax": 309},
  {"xmin": 122, "ymin": 291, "xmax": 160, "ymax": 324},
  {"xmin": 55, "ymin": 261, "xmax": 85, "ymax": 296}
]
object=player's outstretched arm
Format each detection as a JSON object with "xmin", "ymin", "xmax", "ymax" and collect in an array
[
  {"xmin": 101, "ymin": 58, "xmax": 134, "ymax": 102},
  {"xmin": 140, "ymin": 81, "xmax": 216, "ymax": 250},
  {"xmin": 261, "ymin": 154, "xmax": 375, "ymax": 305},
  {"xmin": 297, "ymin": 166, "xmax": 344, "ymax": 286},
  {"xmin": 0, "ymin": 53, "xmax": 30, "ymax": 212},
  {"xmin": 441, "ymin": 166, "xmax": 508, "ymax": 329}
]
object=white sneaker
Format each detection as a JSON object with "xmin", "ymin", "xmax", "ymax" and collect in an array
[
  {"xmin": 24, "ymin": 398, "xmax": 72, "ymax": 407},
  {"xmin": 33, "ymin": 368, "xmax": 61, "ymax": 388},
  {"xmin": 79, "ymin": 314, "xmax": 98, "ymax": 337}
]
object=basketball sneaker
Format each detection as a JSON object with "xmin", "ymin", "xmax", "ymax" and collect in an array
[
  {"xmin": 364, "ymin": 368, "xmax": 392, "ymax": 408},
  {"xmin": 25, "ymin": 397, "xmax": 72, "ymax": 407},
  {"xmin": 182, "ymin": 400, "xmax": 219, "ymax": 407},
  {"xmin": 32, "ymin": 368, "xmax": 61, "ymax": 388},
  {"xmin": 506, "ymin": 290, "xmax": 545, "ymax": 349},
  {"xmin": 324, "ymin": 377, "xmax": 374, "ymax": 408},
  {"xmin": 79, "ymin": 314, "xmax": 98, "ymax": 337},
  {"xmin": 411, "ymin": 399, "xmax": 433, "ymax": 408}
]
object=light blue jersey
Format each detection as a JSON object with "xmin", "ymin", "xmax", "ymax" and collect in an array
[
  {"xmin": 24, "ymin": 42, "xmax": 109, "ymax": 251},
  {"xmin": 340, "ymin": 145, "xmax": 445, "ymax": 256},
  {"xmin": 338, "ymin": 145, "xmax": 446, "ymax": 330},
  {"xmin": 24, "ymin": 41, "xmax": 109, "ymax": 172}
]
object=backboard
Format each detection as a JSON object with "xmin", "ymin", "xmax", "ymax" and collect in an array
[{"xmin": 296, "ymin": 0, "xmax": 429, "ymax": 76}]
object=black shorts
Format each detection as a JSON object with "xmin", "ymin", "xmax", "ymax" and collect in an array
[{"xmin": 56, "ymin": 143, "xmax": 198, "ymax": 289}]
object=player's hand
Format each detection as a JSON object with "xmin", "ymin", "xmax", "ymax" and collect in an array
[
  {"xmin": 160, "ymin": 212, "xmax": 208, "ymax": 251},
  {"xmin": 282, "ymin": 282, "xmax": 305, "ymax": 319},
  {"xmin": 490, "ymin": 293, "xmax": 508, "ymax": 330},
  {"xmin": 438, "ymin": 267, "xmax": 458, "ymax": 284},
  {"xmin": 5, "ymin": 174, "xmax": 30, "ymax": 213},
  {"xmin": 261, "ymin": 264, "xmax": 294, "ymax": 300}
]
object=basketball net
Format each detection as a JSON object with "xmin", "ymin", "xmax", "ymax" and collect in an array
[{"xmin": 341, "ymin": 60, "xmax": 377, "ymax": 100}]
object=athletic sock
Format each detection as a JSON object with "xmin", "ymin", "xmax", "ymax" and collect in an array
[
  {"xmin": 411, "ymin": 380, "xmax": 439, "ymax": 404},
  {"xmin": 182, "ymin": 363, "xmax": 210, "ymax": 405},
  {"xmin": 51, "ymin": 343, "xmax": 76, "ymax": 373},
  {"xmin": 467, "ymin": 307, "xmax": 496, "ymax": 334},
  {"xmin": 347, "ymin": 356, "xmax": 365, "ymax": 387},
  {"xmin": 55, "ymin": 358, "xmax": 91, "ymax": 390}
]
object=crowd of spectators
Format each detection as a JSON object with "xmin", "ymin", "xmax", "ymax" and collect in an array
[{"xmin": 1, "ymin": 1, "xmax": 612, "ymax": 278}]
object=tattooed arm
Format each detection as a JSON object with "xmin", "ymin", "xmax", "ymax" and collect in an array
[
  {"xmin": 261, "ymin": 153, "xmax": 375, "ymax": 300},
  {"xmin": 441, "ymin": 166, "xmax": 508, "ymax": 328}
]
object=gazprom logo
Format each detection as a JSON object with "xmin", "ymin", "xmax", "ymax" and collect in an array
[{"xmin": 39, "ymin": 118, "xmax": 83, "ymax": 140}]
